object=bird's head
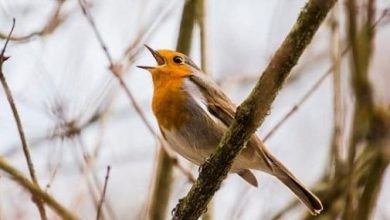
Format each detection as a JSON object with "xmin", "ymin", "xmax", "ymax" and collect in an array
[{"xmin": 137, "ymin": 45, "xmax": 200, "ymax": 79}]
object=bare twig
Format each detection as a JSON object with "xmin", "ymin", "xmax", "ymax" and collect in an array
[
  {"xmin": 120, "ymin": 0, "xmax": 176, "ymax": 71},
  {"xmin": 96, "ymin": 166, "xmax": 111, "ymax": 220},
  {"xmin": 45, "ymin": 161, "xmax": 61, "ymax": 192},
  {"xmin": 0, "ymin": 157, "xmax": 77, "ymax": 220},
  {"xmin": 329, "ymin": 4, "xmax": 343, "ymax": 175},
  {"xmin": 176, "ymin": 0, "xmax": 197, "ymax": 53},
  {"xmin": 77, "ymin": 0, "xmax": 159, "ymax": 147},
  {"xmin": 0, "ymin": 19, "xmax": 47, "ymax": 220},
  {"xmin": 0, "ymin": 0, "xmax": 66, "ymax": 42},
  {"xmin": 73, "ymin": 137, "xmax": 116, "ymax": 220},
  {"xmin": 196, "ymin": 0, "xmax": 208, "ymax": 73},
  {"xmin": 263, "ymin": 68, "xmax": 331, "ymax": 142},
  {"xmin": 263, "ymin": 43, "xmax": 348, "ymax": 142},
  {"xmin": 344, "ymin": 0, "xmax": 376, "ymax": 218}
]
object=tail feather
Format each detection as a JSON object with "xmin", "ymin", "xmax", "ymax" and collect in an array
[
  {"xmin": 267, "ymin": 154, "xmax": 323, "ymax": 215},
  {"xmin": 276, "ymin": 170, "xmax": 323, "ymax": 215}
]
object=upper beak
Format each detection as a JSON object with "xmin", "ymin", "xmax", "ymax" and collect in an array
[{"xmin": 137, "ymin": 44, "xmax": 165, "ymax": 70}]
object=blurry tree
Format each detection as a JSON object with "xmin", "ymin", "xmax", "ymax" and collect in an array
[{"xmin": 0, "ymin": 0, "xmax": 389, "ymax": 220}]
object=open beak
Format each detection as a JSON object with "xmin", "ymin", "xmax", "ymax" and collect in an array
[{"xmin": 137, "ymin": 44, "xmax": 165, "ymax": 70}]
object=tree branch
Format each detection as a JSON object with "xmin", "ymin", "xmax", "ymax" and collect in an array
[
  {"xmin": 0, "ymin": 157, "xmax": 77, "ymax": 220},
  {"xmin": 172, "ymin": 0, "xmax": 337, "ymax": 219},
  {"xmin": 96, "ymin": 165, "xmax": 111, "ymax": 220},
  {"xmin": 0, "ymin": 19, "xmax": 47, "ymax": 220},
  {"xmin": 0, "ymin": 0, "xmax": 66, "ymax": 42}
]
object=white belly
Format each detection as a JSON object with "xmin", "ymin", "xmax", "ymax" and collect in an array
[{"xmin": 161, "ymin": 126, "xmax": 215, "ymax": 166}]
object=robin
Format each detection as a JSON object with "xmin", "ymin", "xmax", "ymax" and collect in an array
[{"xmin": 137, "ymin": 45, "xmax": 323, "ymax": 215}]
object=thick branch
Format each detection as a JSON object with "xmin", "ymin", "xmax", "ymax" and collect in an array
[
  {"xmin": 172, "ymin": 0, "xmax": 337, "ymax": 219},
  {"xmin": 0, "ymin": 0, "xmax": 66, "ymax": 42}
]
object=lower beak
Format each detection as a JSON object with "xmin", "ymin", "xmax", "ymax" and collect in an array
[
  {"xmin": 136, "ymin": 44, "xmax": 165, "ymax": 70},
  {"xmin": 136, "ymin": 65, "xmax": 154, "ymax": 70}
]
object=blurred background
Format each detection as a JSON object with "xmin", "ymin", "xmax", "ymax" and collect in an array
[{"xmin": 0, "ymin": 0, "xmax": 389, "ymax": 219}]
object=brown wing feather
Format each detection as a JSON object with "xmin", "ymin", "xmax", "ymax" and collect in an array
[
  {"xmin": 188, "ymin": 73, "xmax": 274, "ymax": 171},
  {"xmin": 188, "ymin": 74, "xmax": 235, "ymax": 125}
]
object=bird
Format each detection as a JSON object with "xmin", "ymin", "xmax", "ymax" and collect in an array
[{"xmin": 137, "ymin": 45, "xmax": 323, "ymax": 215}]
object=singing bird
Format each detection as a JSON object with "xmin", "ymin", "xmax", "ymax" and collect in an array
[{"xmin": 137, "ymin": 45, "xmax": 323, "ymax": 215}]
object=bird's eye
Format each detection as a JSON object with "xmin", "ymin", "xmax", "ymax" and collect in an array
[{"xmin": 173, "ymin": 56, "xmax": 184, "ymax": 64}]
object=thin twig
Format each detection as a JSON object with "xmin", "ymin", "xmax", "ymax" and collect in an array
[
  {"xmin": 0, "ymin": 0, "xmax": 66, "ymax": 42},
  {"xmin": 96, "ymin": 166, "xmax": 111, "ymax": 220},
  {"xmin": 74, "ymin": 137, "xmax": 116, "ymax": 220},
  {"xmin": 263, "ymin": 37, "xmax": 350, "ymax": 142},
  {"xmin": 45, "ymin": 161, "xmax": 61, "ymax": 192},
  {"xmin": 329, "ymin": 4, "xmax": 343, "ymax": 175},
  {"xmin": 69, "ymin": 138, "xmax": 101, "ymax": 216},
  {"xmin": 0, "ymin": 157, "xmax": 77, "ymax": 220},
  {"xmin": 120, "ymin": 0, "xmax": 176, "ymax": 71},
  {"xmin": 263, "ymin": 69, "xmax": 331, "ymax": 142},
  {"xmin": 0, "ymin": 18, "xmax": 47, "ymax": 220},
  {"xmin": 196, "ymin": 0, "xmax": 208, "ymax": 73},
  {"xmin": 77, "ymin": 0, "xmax": 159, "ymax": 146}
]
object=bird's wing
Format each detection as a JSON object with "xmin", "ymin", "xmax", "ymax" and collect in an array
[
  {"xmin": 188, "ymin": 72, "xmax": 236, "ymax": 126},
  {"xmin": 188, "ymin": 72, "xmax": 273, "ymax": 171}
]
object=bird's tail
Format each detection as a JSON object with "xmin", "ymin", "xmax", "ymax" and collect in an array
[{"xmin": 266, "ymin": 153, "xmax": 323, "ymax": 215}]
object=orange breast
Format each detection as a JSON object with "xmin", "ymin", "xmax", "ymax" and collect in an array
[{"xmin": 152, "ymin": 77, "xmax": 191, "ymax": 130}]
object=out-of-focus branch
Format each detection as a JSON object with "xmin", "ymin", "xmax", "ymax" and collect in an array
[
  {"xmin": 96, "ymin": 166, "xmax": 111, "ymax": 220},
  {"xmin": 172, "ymin": 1, "xmax": 336, "ymax": 219},
  {"xmin": 78, "ymin": 0, "xmax": 160, "ymax": 151},
  {"xmin": 263, "ymin": 65, "xmax": 331, "ymax": 142},
  {"xmin": 0, "ymin": 157, "xmax": 77, "ymax": 220},
  {"xmin": 301, "ymin": 112, "xmax": 390, "ymax": 220},
  {"xmin": 356, "ymin": 145, "xmax": 388, "ymax": 220},
  {"xmin": 346, "ymin": 0, "xmax": 376, "ymax": 168},
  {"xmin": 329, "ymin": 5, "xmax": 343, "ymax": 176},
  {"xmin": 0, "ymin": 19, "xmax": 47, "ymax": 220},
  {"xmin": 344, "ymin": 0, "xmax": 377, "ymax": 218},
  {"xmin": 73, "ymin": 137, "xmax": 115, "ymax": 220},
  {"xmin": 121, "ymin": 1, "xmax": 175, "ymax": 71},
  {"xmin": 273, "ymin": 9, "xmax": 390, "ymax": 219},
  {"xmin": 147, "ymin": 149, "xmax": 176, "ymax": 220},
  {"xmin": 176, "ymin": 0, "xmax": 196, "ymax": 54},
  {"xmin": 196, "ymin": 1, "xmax": 213, "ymax": 219},
  {"xmin": 196, "ymin": 0, "xmax": 208, "ymax": 73},
  {"xmin": 0, "ymin": 0, "xmax": 66, "ymax": 42}
]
